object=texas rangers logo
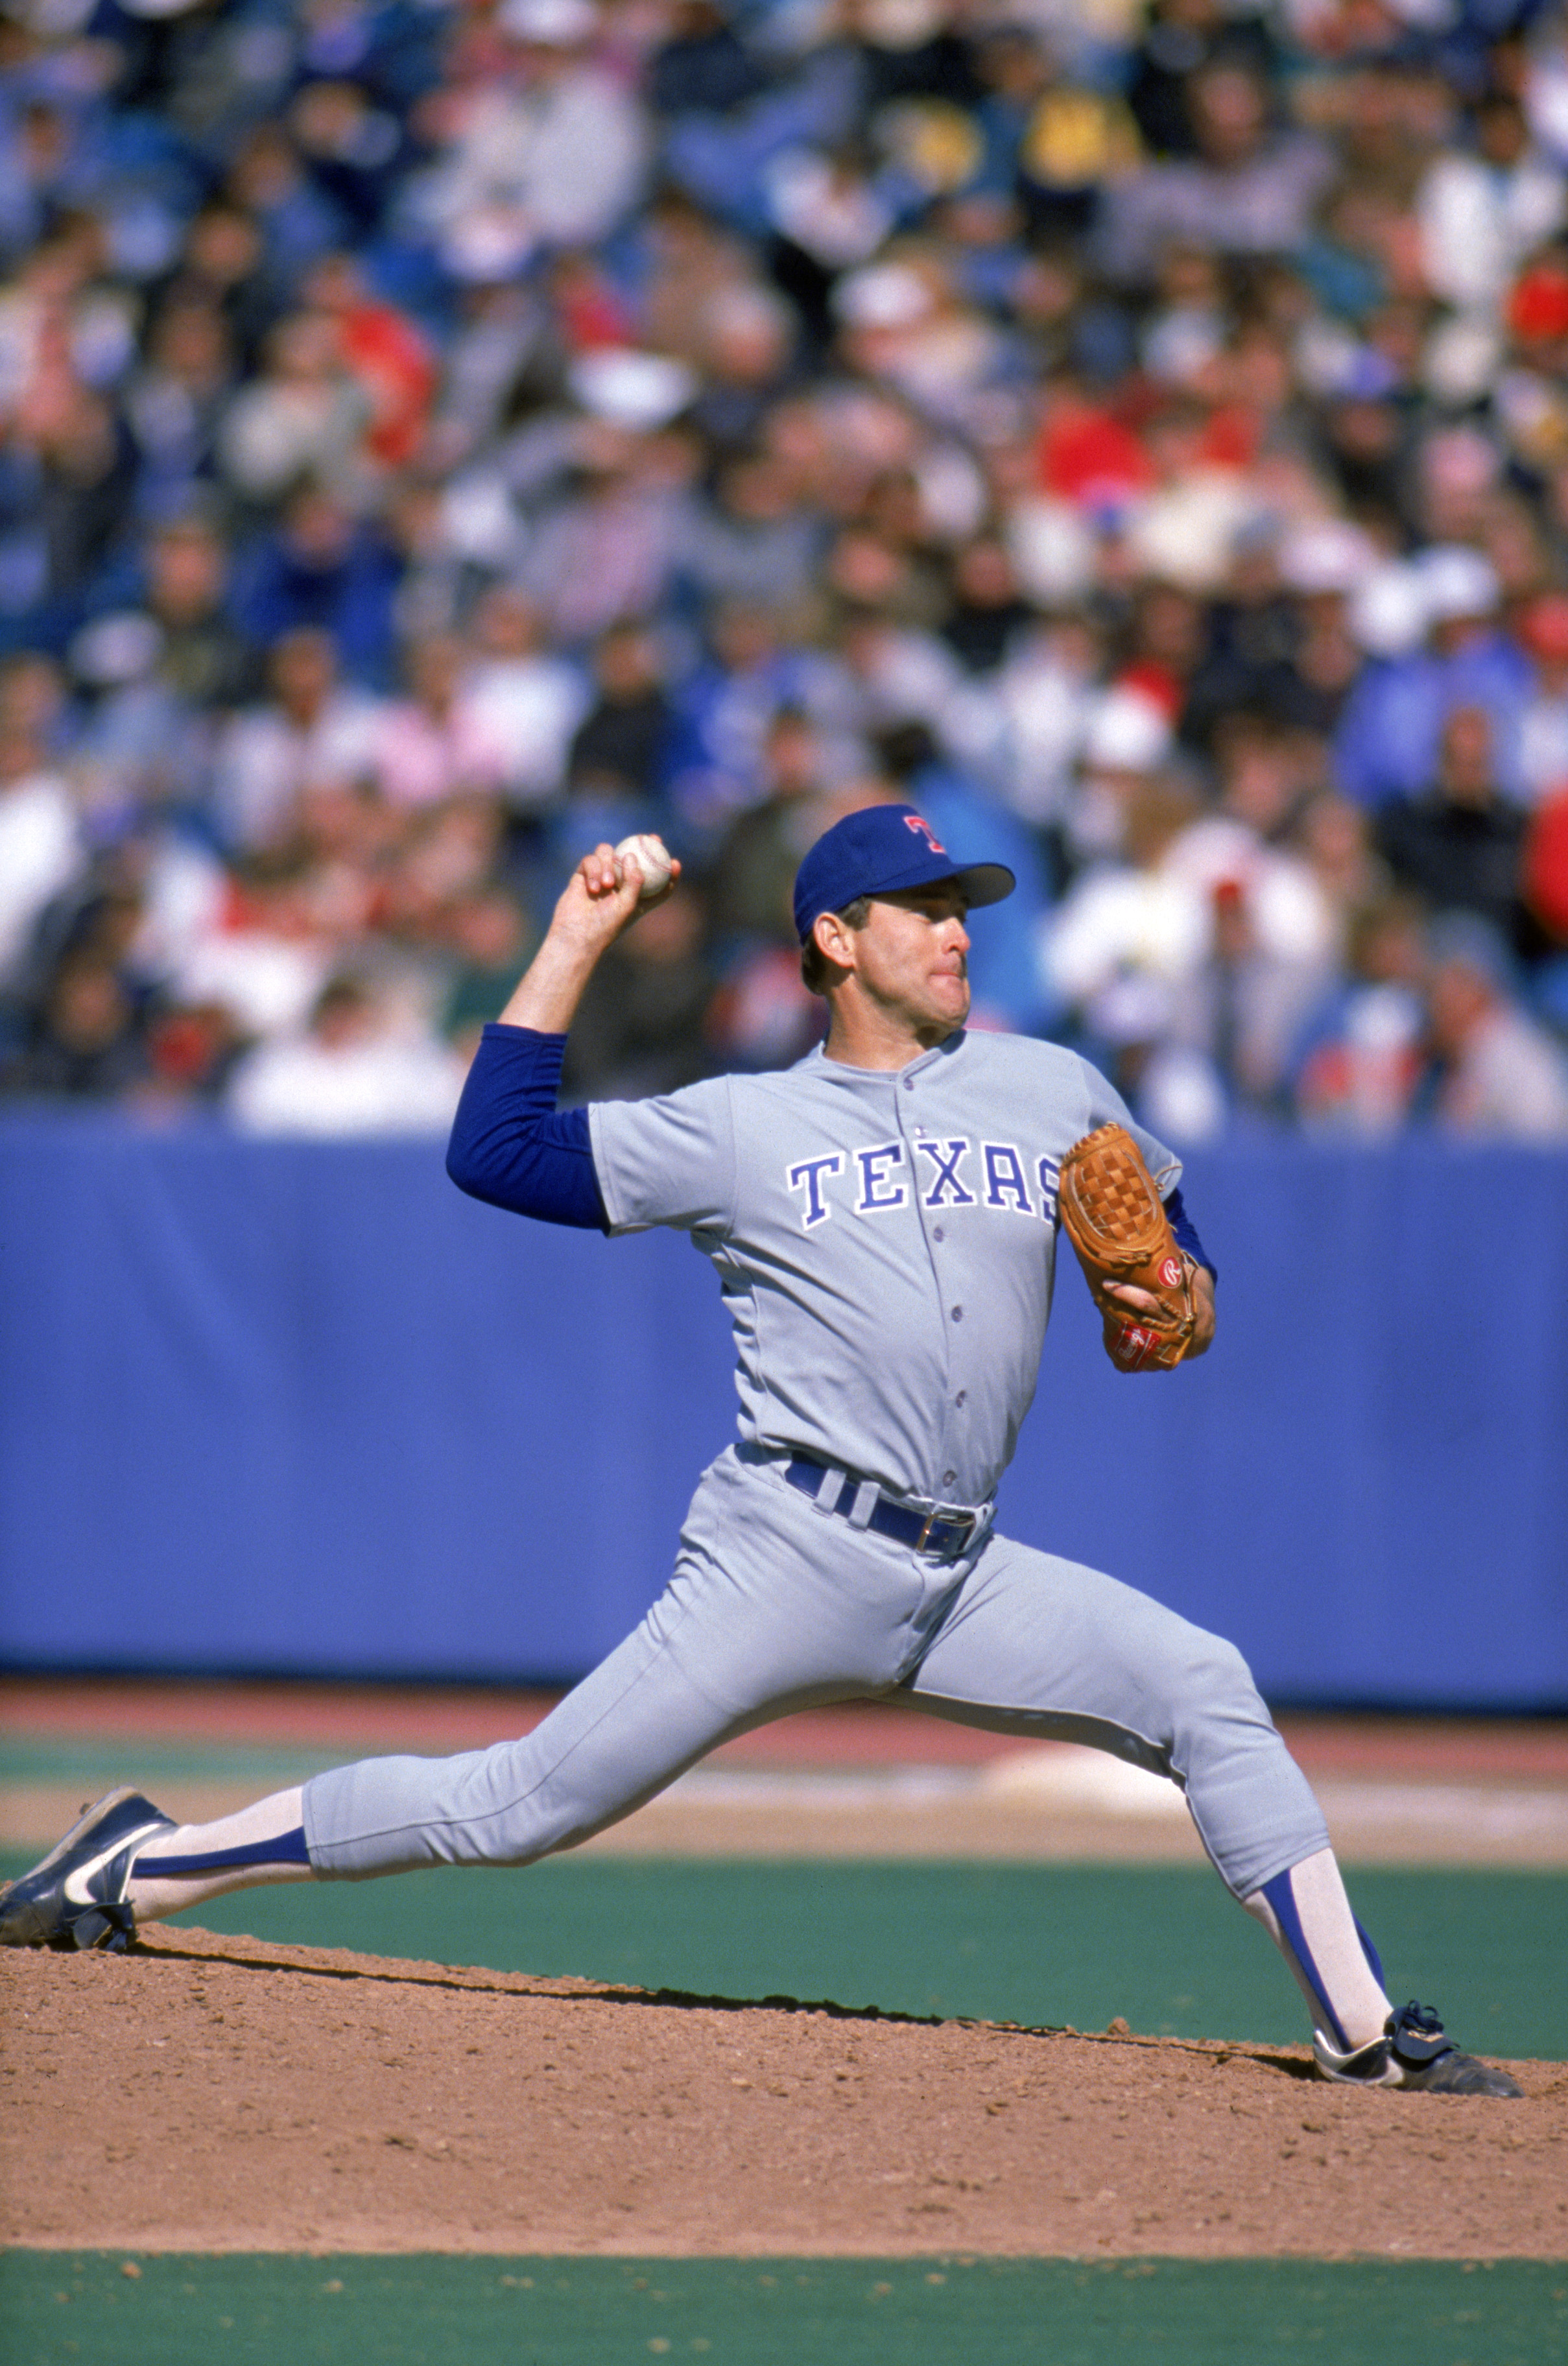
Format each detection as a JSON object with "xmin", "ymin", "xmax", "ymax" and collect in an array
[
  {"xmin": 786, "ymin": 1139, "xmax": 1062, "ymax": 1232},
  {"xmin": 903, "ymin": 814, "xmax": 947, "ymax": 855}
]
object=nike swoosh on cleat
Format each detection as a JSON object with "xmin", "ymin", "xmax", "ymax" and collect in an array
[{"xmin": 61, "ymin": 1822, "xmax": 173, "ymax": 1906}]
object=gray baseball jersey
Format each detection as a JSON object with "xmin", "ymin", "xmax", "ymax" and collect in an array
[{"xmin": 589, "ymin": 1030, "xmax": 1178, "ymax": 1509}]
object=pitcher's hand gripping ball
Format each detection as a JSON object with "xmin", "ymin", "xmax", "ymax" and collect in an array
[
  {"xmin": 614, "ymin": 833, "xmax": 675, "ymax": 903},
  {"xmin": 1059, "ymin": 1123, "xmax": 1197, "ymax": 1371}
]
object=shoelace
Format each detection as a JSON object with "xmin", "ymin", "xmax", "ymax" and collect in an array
[{"xmin": 1387, "ymin": 2000, "xmax": 1452, "ymax": 2064}]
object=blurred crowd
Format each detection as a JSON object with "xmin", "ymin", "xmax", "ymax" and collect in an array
[{"xmin": 1, "ymin": 0, "xmax": 1567, "ymax": 1140}]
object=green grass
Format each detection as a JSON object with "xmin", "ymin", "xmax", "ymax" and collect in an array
[
  {"xmin": 0, "ymin": 1738, "xmax": 344, "ymax": 1786},
  {"xmin": 3, "ymin": 2254, "xmax": 1563, "ymax": 2366},
  {"xmin": 6, "ymin": 1850, "xmax": 1558, "ymax": 2059}
]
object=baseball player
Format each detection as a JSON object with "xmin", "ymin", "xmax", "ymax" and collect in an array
[{"xmin": 1, "ymin": 804, "xmax": 1519, "ymax": 2096}]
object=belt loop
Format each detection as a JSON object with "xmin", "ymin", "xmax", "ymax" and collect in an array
[
  {"xmin": 846, "ymin": 1478, "xmax": 878, "ymax": 1530},
  {"xmin": 811, "ymin": 1464, "xmax": 845, "ymax": 1515}
]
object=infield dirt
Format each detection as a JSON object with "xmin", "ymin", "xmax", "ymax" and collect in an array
[{"xmin": 4, "ymin": 1924, "xmax": 1563, "ymax": 2260}]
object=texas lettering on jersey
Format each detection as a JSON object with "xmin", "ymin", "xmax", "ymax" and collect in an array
[
  {"xmin": 787, "ymin": 1140, "xmax": 1062, "ymax": 1230},
  {"xmin": 589, "ymin": 1031, "xmax": 1178, "ymax": 1503}
]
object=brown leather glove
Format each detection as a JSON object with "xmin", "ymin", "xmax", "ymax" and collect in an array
[{"xmin": 1058, "ymin": 1122, "xmax": 1197, "ymax": 1372}]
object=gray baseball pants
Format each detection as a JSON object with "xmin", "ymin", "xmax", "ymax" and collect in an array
[{"xmin": 303, "ymin": 1445, "xmax": 1329, "ymax": 1902}]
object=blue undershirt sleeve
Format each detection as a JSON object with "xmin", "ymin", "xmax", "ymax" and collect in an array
[
  {"xmin": 1165, "ymin": 1186, "xmax": 1217, "ymax": 1284},
  {"xmin": 445, "ymin": 1024, "xmax": 608, "ymax": 1230}
]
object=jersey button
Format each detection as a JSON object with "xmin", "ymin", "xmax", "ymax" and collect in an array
[
  {"xmin": 955, "ymin": 1390, "xmax": 966, "ymax": 1407},
  {"xmin": 932, "ymin": 1225, "xmax": 945, "ymax": 1243},
  {"xmin": 903, "ymin": 1076, "xmax": 915, "ymax": 1089},
  {"xmin": 951, "ymin": 1305, "xmax": 963, "ymax": 1322},
  {"xmin": 943, "ymin": 1469, "xmax": 956, "ymax": 1488}
]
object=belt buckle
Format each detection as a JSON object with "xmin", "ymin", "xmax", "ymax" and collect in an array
[{"xmin": 917, "ymin": 1505, "xmax": 973, "ymax": 1559}]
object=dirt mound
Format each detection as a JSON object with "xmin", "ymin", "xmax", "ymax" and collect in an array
[{"xmin": 5, "ymin": 1926, "xmax": 1563, "ymax": 2259}]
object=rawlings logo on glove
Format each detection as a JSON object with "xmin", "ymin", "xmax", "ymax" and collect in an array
[{"xmin": 1058, "ymin": 1123, "xmax": 1197, "ymax": 1372}]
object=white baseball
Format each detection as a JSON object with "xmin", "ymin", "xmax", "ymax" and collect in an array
[{"xmin": 615, "ymin": 833, "xmax": 674, "ymax": 903}]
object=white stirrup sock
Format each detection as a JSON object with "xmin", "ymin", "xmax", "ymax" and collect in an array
[
  {"xmin": 1243, "ymin": 1846, "xmax": 1393, "ymax": 2054},
  {"xmin": 126, "ymin": 1786, "xmax": 315, "ymax": 1920}
]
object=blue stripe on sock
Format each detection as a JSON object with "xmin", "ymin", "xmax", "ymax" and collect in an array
[
  {"xmin": 1260, "ymin": 1866, "xmax": 1350, "ymax": 2053},
  {"xmin": 136, "ymin": 1826, "xmax": 311, "ymax": 1876},
  {"xmin": 1355, "ymin": 1915, "xmax": 1385, "ymax": 1990}
]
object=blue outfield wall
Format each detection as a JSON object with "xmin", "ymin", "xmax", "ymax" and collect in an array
[{"xmin": 1, "ymin": 1117, "xmax": 1565, "ymax": 1708}]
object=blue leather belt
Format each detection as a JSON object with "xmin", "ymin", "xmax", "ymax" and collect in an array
[{"xmin": 783, "ymin": 1455, "xmax": 985, "ymax": 1561}]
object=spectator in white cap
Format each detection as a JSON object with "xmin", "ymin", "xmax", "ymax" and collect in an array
[
  {"xmin": 1256, "ymin": 520, "xmax": 1379, "ymax": 738},
  {"xmin": 1057, "ymin": 682, "xmax": 1174, "ymax": 872},
  {"xmin": 1335, "ymin": 545, "xmax": 1534, "ymax": 807}
]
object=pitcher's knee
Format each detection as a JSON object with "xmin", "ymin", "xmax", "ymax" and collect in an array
[{"xmin": 1166, "ymin": 1630, "xmax": 1273, "ymax": 1740}]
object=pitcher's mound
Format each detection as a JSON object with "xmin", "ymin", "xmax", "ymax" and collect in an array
[{"xmin": 4, "ymin": 1926, "xmax": 1561, "ymax": 2258}]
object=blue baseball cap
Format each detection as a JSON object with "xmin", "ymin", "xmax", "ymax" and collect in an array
[{"xmin": 793, "ymin": 803, "xmax": 1015, "ymax": 942}]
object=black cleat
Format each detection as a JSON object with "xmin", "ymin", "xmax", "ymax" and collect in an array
[
  {"xmin": 0, "ymin": 1787, "xmax": 174, "ymax": 1954},
  {"xmin": 1314, "ymin": 2001, "xmax": 1523, "ymax": 2097}
]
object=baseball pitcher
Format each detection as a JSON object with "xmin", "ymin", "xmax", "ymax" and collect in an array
[{"xmin": 0, "ymin": 804, "xmax": 1519, "ymax": 2096}]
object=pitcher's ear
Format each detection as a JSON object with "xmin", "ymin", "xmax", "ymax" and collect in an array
[{"xmin": 814, "ymin": 909, "xmax": 853, "ymax": 967}]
